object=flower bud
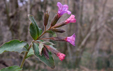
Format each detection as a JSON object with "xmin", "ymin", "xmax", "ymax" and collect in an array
[
  {"xmin": 51, "ymin": 14, "xmax": 60, "ymax": 26},
  {"xmin": 44, "ymin": 11, "xmax": 49, "ymax": 26},
  {"xmin": 52, "ymin": 22, "xmax": 66, "ymax": 28},
  {"xmin": 42, "ymin": 47, "xmax": 49, "ymax": 59},
  {"xmin": 50, "ymin": 28, "xmax": 65, "ymax": 33},
  {"xmin": 44, "ymin": 45, "xmax": 59, "ymax": 54}
]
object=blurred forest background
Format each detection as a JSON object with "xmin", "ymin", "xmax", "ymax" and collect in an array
[{"xmin": 0, "ymin": 0, "xmax": 113, "ymax": 71}]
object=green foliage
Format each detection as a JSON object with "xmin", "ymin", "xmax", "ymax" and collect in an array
[
  {"xmin": 0, "ymin": 66, "xmax": 22, "ymax": 71},
  {"xmin": 30, "ymin": 23, "xmax": 39, "ymax": 40},
  {"xmin": 26, "ymin": 47, "xmax": 34, "ymax": 58},
  {"xmin": 0, "ymin": 40, "xmax": 28, "ymax": 54},
  {"xmin": 39, "ymin": 28, "xmax": 43, "ymax": 36},
  {"xmin": 39, "ymin": 42, "xmax": 44, "ymax": 55},
  {"xmin": 33, "ymin": 43, "xmax": 55, "ymax": 69},
  {"xmin": 29, "ymin": 15, "xmax": 42, "ymax": 40}
]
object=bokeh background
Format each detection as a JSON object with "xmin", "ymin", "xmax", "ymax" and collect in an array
[{"xmin": 0, "ymin": 0, "xmax": 113, "ymax": 71}]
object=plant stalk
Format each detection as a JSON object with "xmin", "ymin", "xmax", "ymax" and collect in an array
[
  {"xmin": 20, "ymin": 44, "xmax": 32, "ymax": 68},
  {"xmin": 36, "ymin": 27, "xmax": 51, "ymax": 40}
]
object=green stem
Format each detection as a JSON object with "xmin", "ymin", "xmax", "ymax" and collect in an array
[
  {"xmin": 36, "ymin": 27, "xmax": 51, "ymax": 40},
  {"xmin": 20, "ymin": 44, "xmax": 32, "ymax": 68}
]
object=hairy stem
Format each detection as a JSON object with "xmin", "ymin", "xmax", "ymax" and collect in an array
[
  {"xmin": 36, "ymin": 27, "xmax": 51, "ymax": 39},
  {"xmin": 20, "ymin": 44, "xmax": 32, "ymax": 68}
]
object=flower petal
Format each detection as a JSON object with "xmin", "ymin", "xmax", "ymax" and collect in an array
[
  {"xmin": 63, "ymin": 5, "xmax": 68, "ymax": 10},
  {"xmin": 57, "ymin": 2, "xmax": 62, "ymax": 10},
  {"xmin": 65, "ymin": 33, "xmax": 76, "ymax": 46},
  {"xmin": 57, "ymin": 2, "xmax": 71, "ymax": 16},
  {"xmin": 65, "ymin": 15, "xmax": 76, "ymax": 24},
  {"xmin": 57, "ymin": 53, "xmax": 66, "ymax": 61},
  {"xmin": 67, "ymin": 10, "xmax": 71, "ymax": 14}
]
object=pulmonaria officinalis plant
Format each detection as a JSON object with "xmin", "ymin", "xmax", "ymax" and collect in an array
[{"xmin": 0, "ymin": 2, "xmax": 76, "ymax": 71}]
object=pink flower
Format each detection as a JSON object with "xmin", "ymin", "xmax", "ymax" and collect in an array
[
  {"xmin": 65, "ymin": 15, "xmax": 76, "ymax": 24},
  {"xmin": 57, "ymin": 2, "xmax": 71, "ymax": 16},
  {"xmin": 65, "ymin": 33, "xmax": 76, "ymax": 46},
  {"xmin": 56, "ymin": 53, "xmax": 66, "ymax": 61},
  {"xmin": 45, "ymin": 45, "xmax": 66, "ymax": 61}
]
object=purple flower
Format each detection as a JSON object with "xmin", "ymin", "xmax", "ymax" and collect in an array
[
  {"xmin": 57, "ymin": 2, "xmax": 71, "ymax": 16},
  {"xmin": 65, "ymin": 33, "xmax": 76, "ymax": 46},
  {"xmin": 65, "ymin": 15, "xmax": 76, "ymax": 24}
]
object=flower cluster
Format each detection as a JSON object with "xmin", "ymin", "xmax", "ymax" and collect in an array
[
  {"xmin": 44, "ymin": 2, "xmax": 76, "ymax": 61},
  {"xmin": 0, "ymin": 1, "xmax": 77, "ymax": 70},
  {"xmin": 31, "ymin": 2, "xmax": 76, "ymax": 62}
]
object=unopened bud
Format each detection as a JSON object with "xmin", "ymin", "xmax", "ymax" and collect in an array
[
  {"xmin": 51, "ymin": 14, "xmax": 60, "ymax": 26},
  {"xmin": 42, "ymin": 47, "xmax": 49, "ymax": 59},
  {"xmin": 44, "ymin": 45, "xmax": 59, "ymax": 54},
  {"xmin": 50, "ymin": 28, "xmax": 65, "ymax": 33},
  {"xmin": 44, "ymin": 11, "xmax": 49, "ymax": 26},
  {"xmin": 52, "ymin": 22, "xmax": 66, "ymax": 28}
]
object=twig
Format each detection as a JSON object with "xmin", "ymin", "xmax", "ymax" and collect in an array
[{"xmin": 78, "ymin": 23, "xmax": 104, "ymax": 49}]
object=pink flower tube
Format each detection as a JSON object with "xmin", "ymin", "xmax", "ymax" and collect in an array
[
  {"xmin": 65, "ymin": 33, "xmax": 76, "ymax": 46},
  {"xmin": 56, "ymin": 53, "xmax": 66, "ymax": 61},
  {"xmin": 65, "ymin": 15, "xmax": 76, "ymax": 24},
  {"xmin": 57, "ymin": 2, "xmax": 71, "ymax": 16}
]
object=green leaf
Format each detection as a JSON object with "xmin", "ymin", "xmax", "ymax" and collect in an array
[
  {"xmin": 39, "ymin": 42, "xmax": 44, "ymax": 55},
  {"xmin": 0, "ymin": 40, "xmax": 28, "ymax": 54},
  {"xmin": 26, "ymin": 47, "xmax": 34, "ymax": 58},
  {"xmin": 33, "ymin": 43, "xmax": 55, "ymax": 69},
  {"xmin": 29, "ymin": 15, "xmax": 42, "ymax": 40},
  {"xmin": 30, "ymin": 23, "xmax": 38, "ymax": 40},
  {"xmin": 29, "ymin": 15, "xmax": 38, "ymax": 27},
  {"xmin": 39, "ymin": 28, "xmax": 42, "ymax": 36},
  {"xmin": 46, "ymin": 30, "xmax": 57, "ymax": 37},
  {"xmin": 0, "ymin": 66, "xmax": 22, "ymax": 71}
]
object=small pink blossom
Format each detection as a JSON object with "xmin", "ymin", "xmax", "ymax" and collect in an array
[
  {"xmin": 45, "ymin": 45, "xmax": 65, "ymax": 61},
  {"xmin": 65, "ymin": 15, "xmax": 76, "ymax": 24},
  {"xmin": 56, "ymin": 53, "xmax": 66, "ymax": 61},
  {"xmin": 65, "ymin": 33, "xmax": 75, "ymax": 46},
  {"xmin": 57, "ymin": 2, "xmax": 71, "ymax": 16}
]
